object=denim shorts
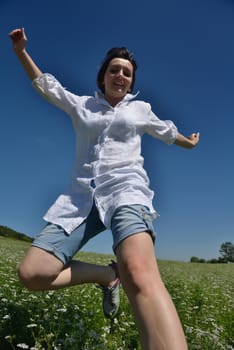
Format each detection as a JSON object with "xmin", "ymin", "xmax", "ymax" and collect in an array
[{"xmin": 32, "ymin": 203, "xmax": 156, "ymax": 265}]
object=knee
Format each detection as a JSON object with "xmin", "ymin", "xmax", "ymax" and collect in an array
[
  {"xmin": 120, "ymin": 257, "xmax": 165, "ymax": 298},
  {"xmin": 120, "ymin": 259, "xmax": 153, "ymax": 295},
  {"xmin": 17, "ymin": 262, "xmax": 38, "ymax": 290},
  {"xmin": 17, "ymin": 261, "xmax": 57, "ymax": 291}
]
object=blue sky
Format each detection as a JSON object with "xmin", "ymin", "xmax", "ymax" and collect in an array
[{"xmin": 1, "ymin": 0, "xmax": 233, "ymax": 261}]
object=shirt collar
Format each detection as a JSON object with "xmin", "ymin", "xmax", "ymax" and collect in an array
[{"xmin": 94, "ymin": 91, "xmax": 140, "ymax": 106}]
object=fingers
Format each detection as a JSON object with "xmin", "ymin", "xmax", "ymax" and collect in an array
[
  {"xmin": 8, "ymin": 28, "xmax": 25, "ymax": 42},
  {"xmin": 9, "ymin": 28, "xmax": 20, "ymax": 39},
  {"xmin": 187, "ymin": 132, "xmax": 200, "ymax": 147},
  {"xmin": 192, "ymin": 132, "xmax": 200, "ymax": 145},
  {"xmin": 190, "ymin": 132, "xmax": 200, "ymax": 139}
]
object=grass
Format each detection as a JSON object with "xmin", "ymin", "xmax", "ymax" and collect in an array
[{"xmin": 0, "ymin": 236, "xmax": 233, "ymax": 349}]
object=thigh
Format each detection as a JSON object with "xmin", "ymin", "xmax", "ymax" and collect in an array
[
  {"xmin": 116, "ymin": 232, "xmax": 158, "ymax": 272},
  {"xmin": 116, "ymin": 232, "xmax": 162, "ymax": 291},
  {"xmin": 19, "ymin": 246, "xmax": 64, "ymax": 277}
]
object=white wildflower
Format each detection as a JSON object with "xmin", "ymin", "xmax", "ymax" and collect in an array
[
  {"xmin": 17, "ymin": 344, "xmax": 29, "ymax": 349},
  {"xmin": 3, "ymin": 314, "xmax": 11, "ymax": 320},
  {"xmin": 26, "ymin": 323, "xmax": 37, "ymax": 328}
]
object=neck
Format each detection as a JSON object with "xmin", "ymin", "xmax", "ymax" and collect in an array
[{"xmin": 104, "ymin": 93, "xmax": 127, "ymax": 107}]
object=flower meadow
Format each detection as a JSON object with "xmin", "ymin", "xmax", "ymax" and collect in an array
[{"xmin": 0, "ymin": 236, "xmax": 233, "ymax": 350}]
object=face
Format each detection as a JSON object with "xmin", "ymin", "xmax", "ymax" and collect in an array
[{"xmin": 103, "ymin": 58, "xmax": 134, "ymax": 106}]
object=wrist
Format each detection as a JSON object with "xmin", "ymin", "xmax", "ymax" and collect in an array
[{"xmin": 14, "ymin": 47, "xmax": 27, "ymax": 56}]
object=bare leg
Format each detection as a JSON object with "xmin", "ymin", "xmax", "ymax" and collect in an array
[
  {"xmin": 116, "ymin": 233, "xmax": 188, "ymax": 350},
  {"xmin": 18, "ymin": 247, "xmax": 116, "ymax": 291}
]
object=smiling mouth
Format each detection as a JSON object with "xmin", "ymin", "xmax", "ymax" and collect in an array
[{"xmin": 113, "ymin": 82, "xmax": 124, "ymax": 90}]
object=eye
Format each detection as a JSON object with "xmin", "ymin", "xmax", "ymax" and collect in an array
[
  {"xmin": 110, "ymin": 68, "xmax": 119, "ymax": 74},
  {"xmin": 108, "ymin": 65, "xmax": 132, "ymax": 78},
  {"xmin": 123, "ymin": 70, "xmax": 132, "ymax": 78}
]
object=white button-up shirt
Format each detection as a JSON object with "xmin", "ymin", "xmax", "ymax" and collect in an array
[{"xmin": 32, "ymin": 74, "xmax": 178, "ymax": 233}]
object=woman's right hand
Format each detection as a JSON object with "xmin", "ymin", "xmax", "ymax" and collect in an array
[{"xmin": 9, "ymin": 28, "xmax": 27, "ymax": 53}]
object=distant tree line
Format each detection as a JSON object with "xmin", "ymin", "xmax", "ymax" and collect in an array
[
  {"xmin": 190, "ymin": 241, "xmax": 234, "ymax": 263},
  {"xmin": 0, "ymin": 225, "xmax": 32, "ymax": 242}
]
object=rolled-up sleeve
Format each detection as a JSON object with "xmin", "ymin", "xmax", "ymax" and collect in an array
[
  {"xmin": 32, "ymin": 73, "xmax": 79, "ymax": 115},
  {"xmin": 144, "ymin": 105, "xmax": 178, "ymax": 144}
]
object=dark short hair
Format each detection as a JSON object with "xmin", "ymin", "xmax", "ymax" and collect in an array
[{"xmin": 97, "ymin": 47, "xmax": 138, "ymax": 93}]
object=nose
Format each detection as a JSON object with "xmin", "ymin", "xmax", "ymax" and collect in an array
[{"xmin": 116, "ymin": 69, "xmax": 124, "ymax": 80}]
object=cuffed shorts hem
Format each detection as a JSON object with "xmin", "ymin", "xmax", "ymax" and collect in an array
[
  {"xmin": 32, "ymin": 239, "xmax": 66, "ymax": 265},
  {"xmin": 111, "ymin": 204, "xmax": 156, "ymax": 252},
  {"xmin": 31, "ymin": 203, "xmax": 105, "ymax": 265}
]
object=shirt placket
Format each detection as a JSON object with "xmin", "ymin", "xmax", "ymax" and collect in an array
[{"xmin": 93, "ymin": 107, "xmax": 117, "ymax": 177}]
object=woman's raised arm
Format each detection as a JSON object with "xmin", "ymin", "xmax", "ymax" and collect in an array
[{"xmin": 9, "ymin": 28, "xmax": 43, "ymax": 81}]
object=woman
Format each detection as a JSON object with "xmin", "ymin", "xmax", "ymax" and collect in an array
[{"xmin": 9, "ymin": 27, "xmax": 199, "ymax": 350}]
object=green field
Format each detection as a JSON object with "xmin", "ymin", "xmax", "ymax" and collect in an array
[{"xmin": 0, "ymin": 236, "xmax": 233, "ymax": 349}]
